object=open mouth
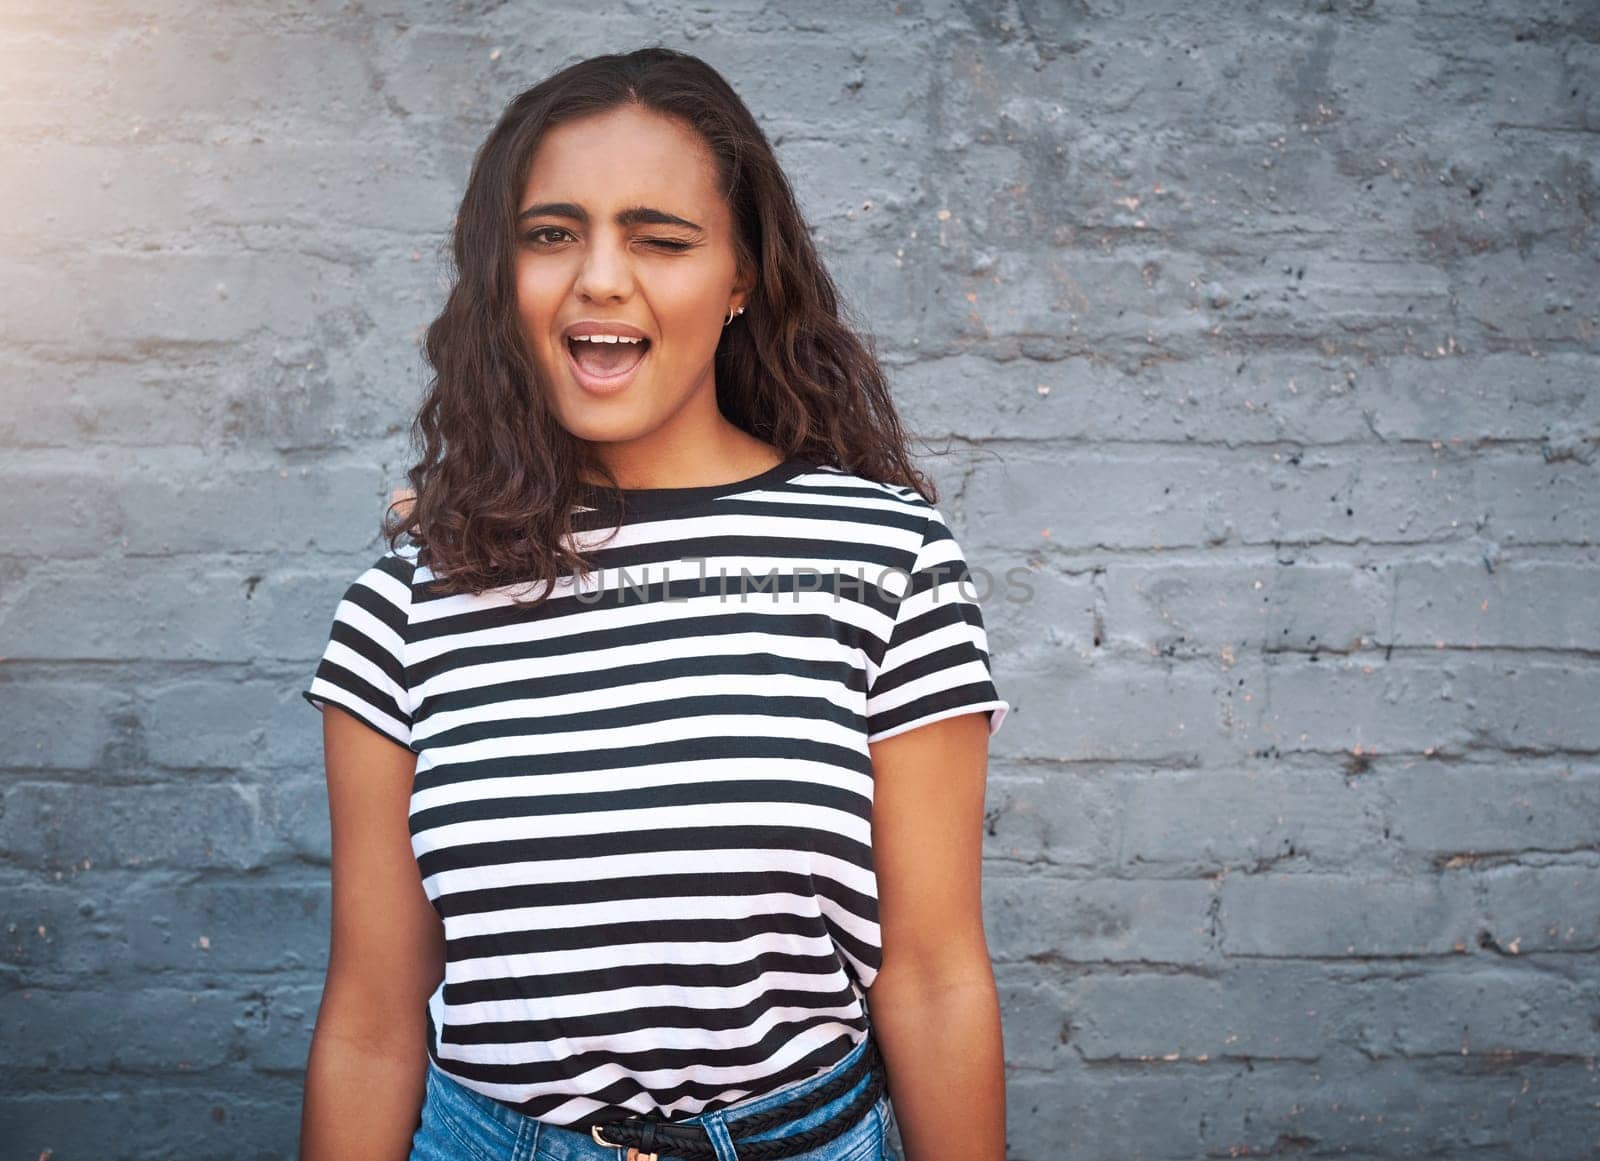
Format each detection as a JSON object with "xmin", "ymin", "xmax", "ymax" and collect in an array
[{"xmin": 565, "ymin": 335, "xmax": 651, "ymax": 381}]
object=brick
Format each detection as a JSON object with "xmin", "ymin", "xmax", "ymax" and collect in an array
[
  {"xmin": 1475, "ymin": 863, "xmax": 1600, "ymax": 954},
  {"xmin": 1101, "ymin": 558, "xmax": 1386, "ymax": 655},
  {"xmin": 1374, "ymin": 967, "xmax": 1597, "ymax": 1057},
  {"xmin": 0, "ymin": 782, "xmax": 269, "ymax": 872},
  {"xmin": 114, "ymin": 460, "xmax": 385, "ymax": 554},
  {"xmin": 967, "ymin": 660, "xmax": 1239, "ymax": 764},
  {"xmin": 986, "ymin": 874, "xmax": 1214, "ymax": 965},
  {"xmin": 0, "ymin": 554, "xmax": 409, "ymax": 664},
  {"xmin": 1117, "ymin": 767, "xmax": 1384, "ymax": 870},
  {"xmin": 1, "ymin": 142, "xmax": 457, "ymax": 244},
  {"xmin": 965, "ymin": 448, "xmax": 1600, "ymax": 553},
  {"xmin": 993, "ymin": 970, "xmax": 1071, "ymax": 1069},
  {"xmin": 0, "ymin": 683, "xmax": 129, "ymax": 771},
  {"xmin": 1230, "ymin": 654, "xmax": 1600, "ymax": 756},
  {"xmin": 260, "ymin": 774, "xmax": 334, "ymax": 864},
  {"xmin": 1382, "ymin": 761, "xmax": 1600, "ymax": 858},
  {"xmin": 984, "ymin": 768, "xmax": 1116, "ymax": 869},
  {"xmin": 0, "ymin": 1085, "xmax": 303, "ymax": 1159},
  {"xmin": 887, "ymin": 351, "xmax": 1600, "ymax": 446},
  {"xmin": 238, "ymin": 983, "xmax": 324, "ymax": 1073},
  {"xmin": 0, "ymin": 986, "xmax": 239, "ymax": 1072},
  {"xmin": 1070, "ymin": 963, "xmax": 1360, "ymax": 1062},
  {"xmin": 1391, "ymin": 557, "xmax": 1600, "ymax": 650},
  {"xmin": 1220, "ymin": 871, "xmax": 1476, "ymax": 957},
  {"xmin": 2, "ymin": 877, "xmax": 329, "ymax": 976},
  {"xmin": 0, "ymin": 462, "xmax": 119, "ymax": 556}
]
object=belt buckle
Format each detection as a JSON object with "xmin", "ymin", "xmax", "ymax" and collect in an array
[{"xmin": 590, "ymin": 1124, "xmax": 658, "ymax": 1161}]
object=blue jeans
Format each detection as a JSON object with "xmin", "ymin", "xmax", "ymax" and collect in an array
[{"xmin": 409, "ymin": 1031, "xmax": 894, "ymax": 1161}]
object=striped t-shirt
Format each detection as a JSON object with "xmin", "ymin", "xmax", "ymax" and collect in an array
[{"xmin": 302, "ymin": 457, "xmax": 1009, "ymax": 1126}]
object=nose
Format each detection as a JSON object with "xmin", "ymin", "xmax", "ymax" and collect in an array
[{"xmin": 573, "ymin": 230, "xmax": 635, "ymax": 303}]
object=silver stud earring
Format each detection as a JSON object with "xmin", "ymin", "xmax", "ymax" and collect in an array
[{"xmin": 724, "ymin": 306, "xmax": 745, "ymax": 327}]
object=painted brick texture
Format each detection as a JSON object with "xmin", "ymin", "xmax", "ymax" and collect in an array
[{"xmin": 1, "ymin": 2, "xmax": 1596, "ymax": 1158}]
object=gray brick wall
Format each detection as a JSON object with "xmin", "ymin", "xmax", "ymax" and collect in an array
[{"xmin": 2, "ymin": 2, "xmax": 1596, "ymax": 1158}]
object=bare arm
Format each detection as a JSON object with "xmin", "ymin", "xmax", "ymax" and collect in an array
[
  {"xmin": 299, "ymin": 706, "xmax": 445, "ymax": 1161},
  {"xmin": 866, "ymin": 711, "xmax": 1006, "ymax": 1161}
]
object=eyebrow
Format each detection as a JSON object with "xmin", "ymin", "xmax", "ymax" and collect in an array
[{"xmin": 517, "ymin": 201, "xmax": 704, "ymax": 232}]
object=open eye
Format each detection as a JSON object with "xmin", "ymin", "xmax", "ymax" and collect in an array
[{"xmin": 523, "ymin": 227, "xmax": 572, "ymax": 246}]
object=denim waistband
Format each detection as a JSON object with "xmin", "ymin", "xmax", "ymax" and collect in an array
[{"xmin": 420, "ymin": 1029, "xmax": 882, "ymax": 1161}]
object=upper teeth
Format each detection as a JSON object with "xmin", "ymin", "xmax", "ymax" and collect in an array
[{"xmin": 570, "ymin": 334, "xmax": 644, "ymax": 344}]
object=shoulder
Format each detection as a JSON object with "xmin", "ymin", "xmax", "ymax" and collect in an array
[
  {"xmin": 788, "ymin": 463, "xmax": 937, "ymax": 539},
  {"xmin": 794, "ymin": 462, "xmax": 925, "ymax": 504},
  {"xmin": 342, "ymin": 545, "xmax": 420, "ymax": 623},
  {"xmin": 358, "ymin": 543, "xmax": 420, "ymax": 586}
]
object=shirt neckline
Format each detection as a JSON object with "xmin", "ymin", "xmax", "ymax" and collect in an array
[{"xmin": 577, "ymin": 456, "xmax": 815, "ymax": 518}]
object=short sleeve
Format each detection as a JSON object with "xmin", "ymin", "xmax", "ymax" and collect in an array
[
  {"xmin": 302, "ymin": 550, "xmax": 415, "ymax": 749},
  {"xmin": 865, "ymin": 507, "xmax": 1010, "ymax": 744}
]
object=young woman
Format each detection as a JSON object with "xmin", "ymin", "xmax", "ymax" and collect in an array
[{"xmin": 298, "ymin": 46, "xmax": 1010, "ymax": 1161}]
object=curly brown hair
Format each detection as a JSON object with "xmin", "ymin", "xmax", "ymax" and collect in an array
[{"xmin": 385, "ymin": 45, "xmax": 941, "ymax": 608}]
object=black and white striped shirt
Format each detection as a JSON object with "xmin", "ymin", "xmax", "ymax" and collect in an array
[{"xmin": 303, "ymin": 458, "xmax": 1009, "ymax": 1126}]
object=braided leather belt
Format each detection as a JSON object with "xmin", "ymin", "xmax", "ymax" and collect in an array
[{"xmin": 587, "ymin": 1037, "xmax": 885, "ymax": 1161}]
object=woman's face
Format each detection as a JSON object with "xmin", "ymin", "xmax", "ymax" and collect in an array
[{"xmin": 515, "ymin": 104, "xmax": 750, "ymax": 462}]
